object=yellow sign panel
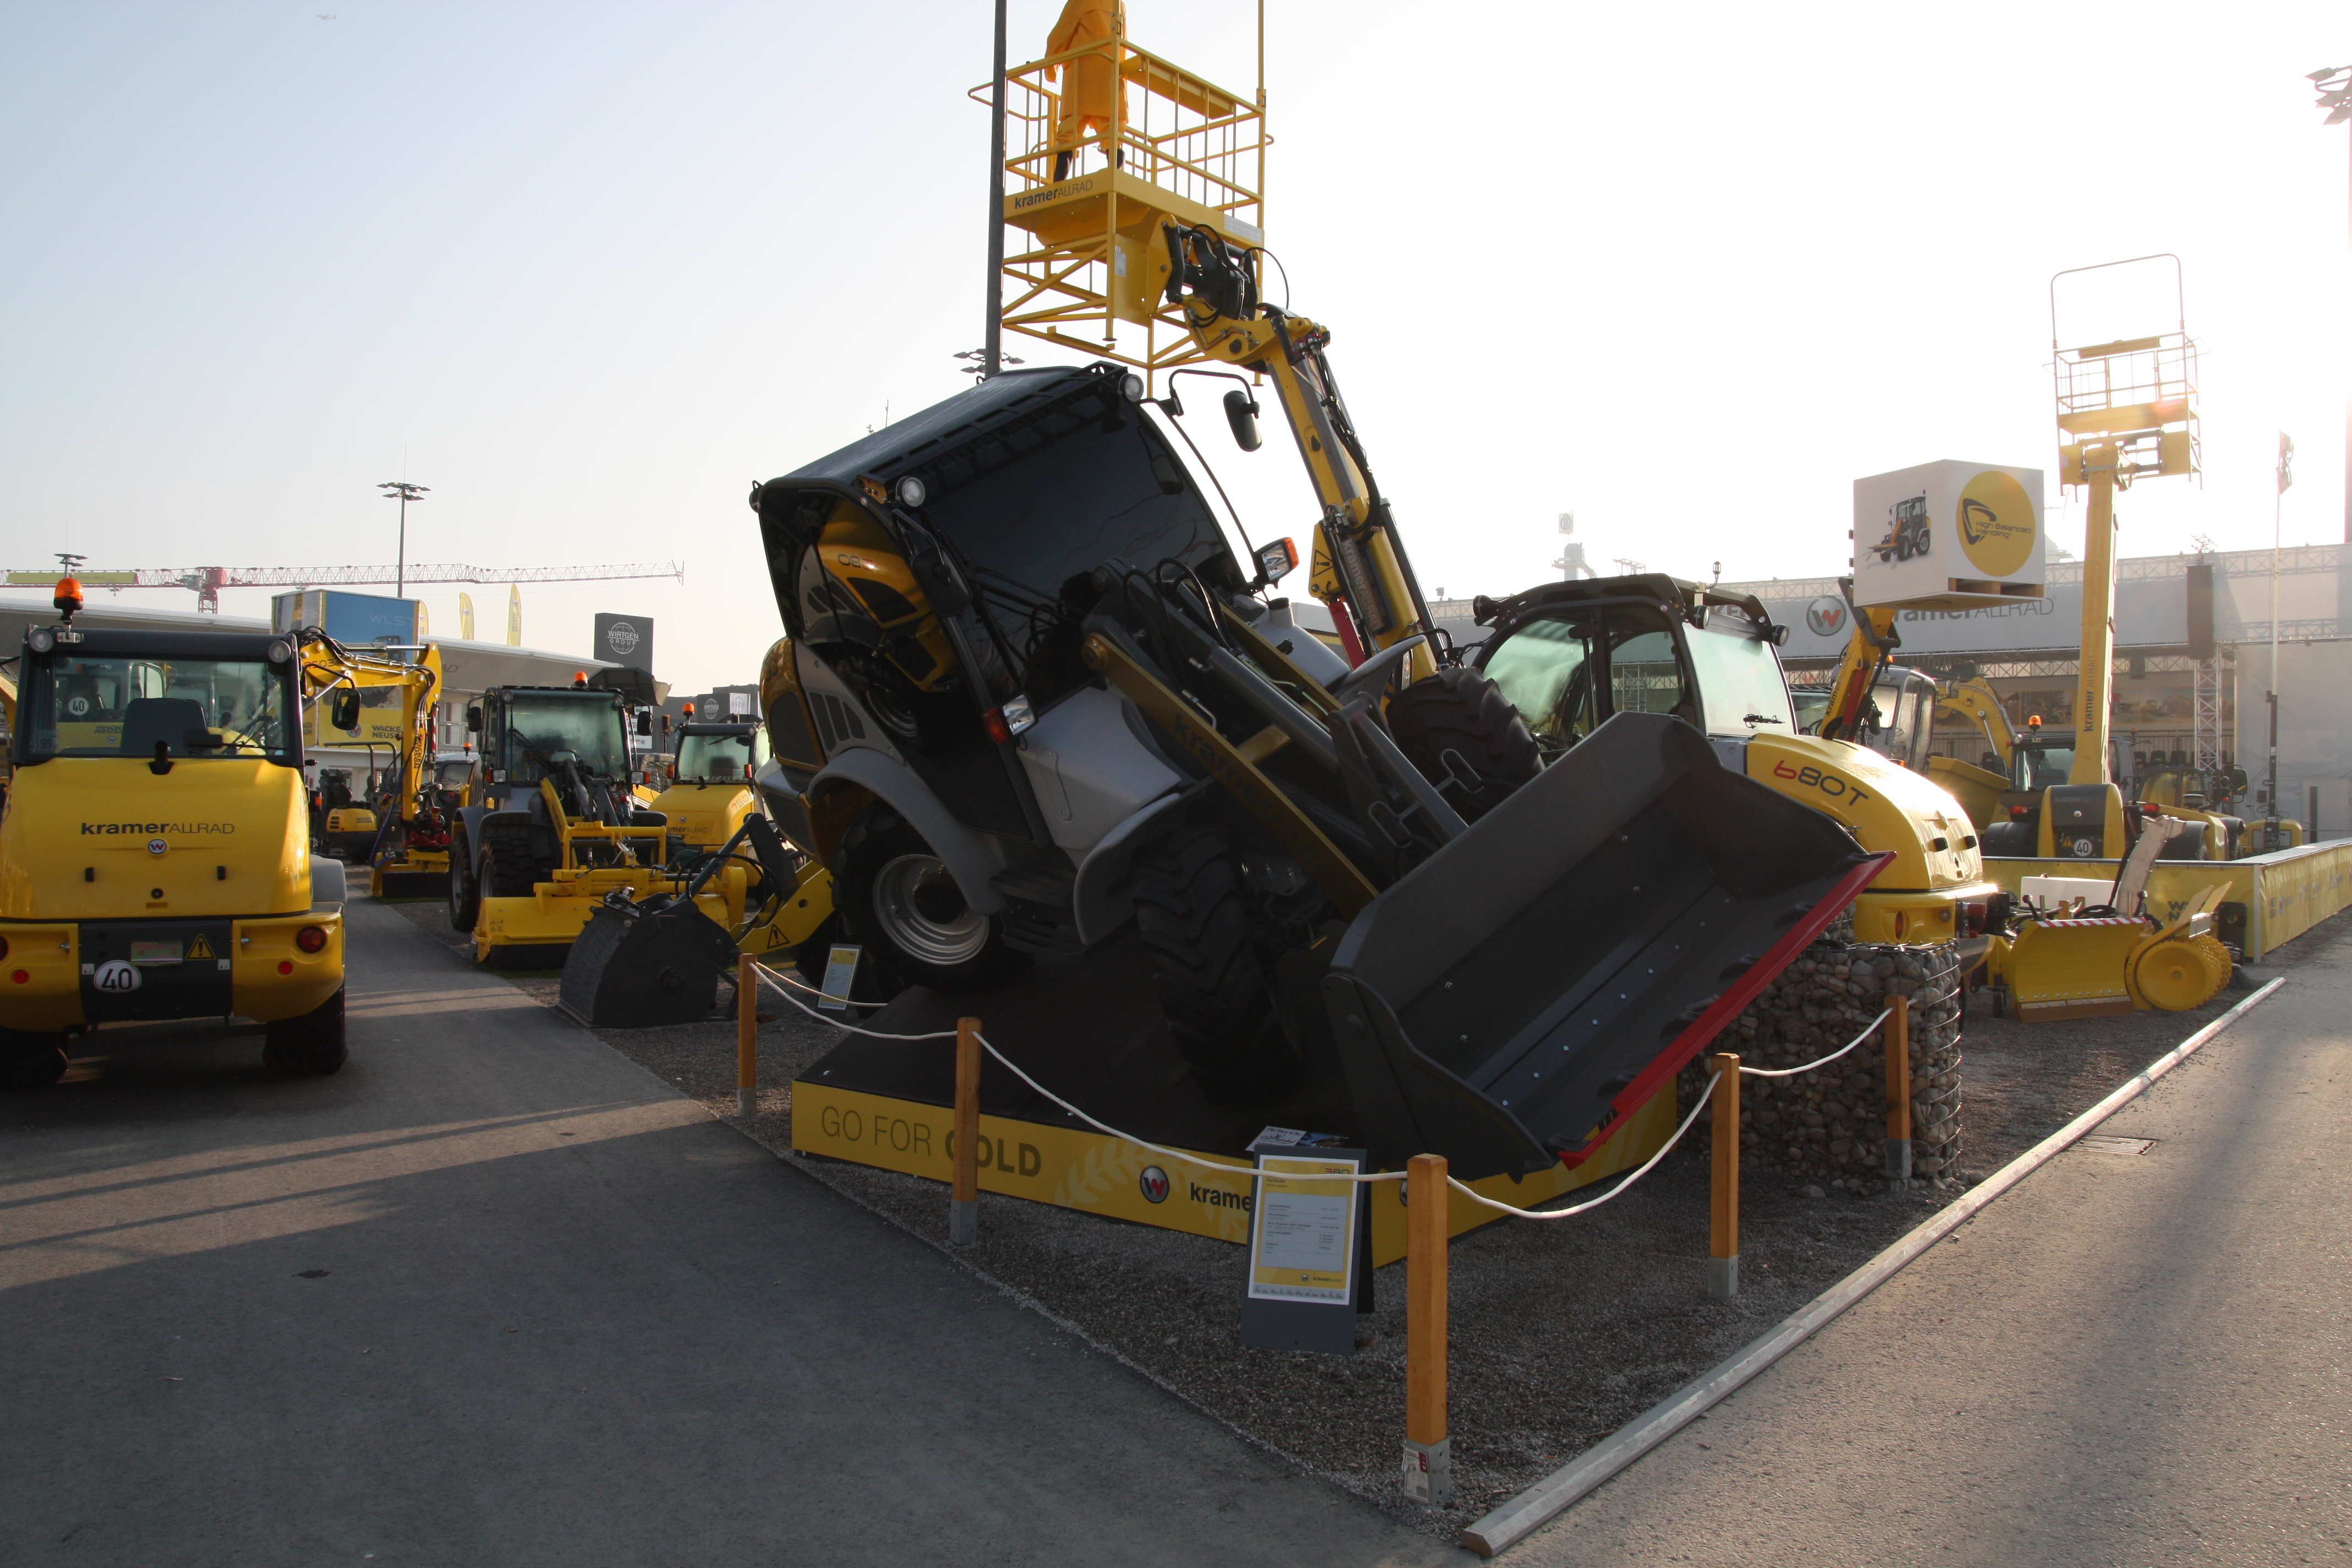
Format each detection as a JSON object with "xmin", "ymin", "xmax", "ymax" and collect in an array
[
  {"xmin": 1957, "ymin": 469, "xmax": 2037, "ymax": 578},
  {"xmin": 1248, "ymin": 1156, "xmax": 1360, "ymax": 1303},
  {"xmin": 793, "ymin": 1074, "xmax": 1682, "ymax": 1264}
]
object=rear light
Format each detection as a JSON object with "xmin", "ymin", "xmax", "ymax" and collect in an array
[
  {"xmin": 2008, "ymin": 805, "xmax": 2029, "ymax": 819},
  {"xmin": 295, "ymin": 925, "xmax": 328, "ymax": 954},
  {"xmin": 982, "ymin": 707, "xmax": 1013, "ymax": 744},
  {"xmin": 1960, "ymin": 900, "xmax": 1989, "ymax": 935},
  {"xmin": 0, "ymin": 935, "xmax": 9, "ymax": 961},
  {"xmin": 277, "ymin": 960, "xmax": 294, "ymax": 974},
  {"xmin": 10, "ymin": 971, "xmax": 25, "ymax": 985}
]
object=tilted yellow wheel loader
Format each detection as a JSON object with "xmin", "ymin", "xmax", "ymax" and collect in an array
[
  {"xmin": 747, "ymin": 363, "xmax": 1891, "ymax": 1180},
  {"xmin": 0, "ymin": 578, "xmax": 347, "ymax": 1088}
]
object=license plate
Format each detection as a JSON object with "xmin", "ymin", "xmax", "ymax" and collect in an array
[{"xmin": 129, "ymin": 941, "xmax": 183, "ymax": 965}]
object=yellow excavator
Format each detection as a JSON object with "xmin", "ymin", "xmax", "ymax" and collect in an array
[{"xmin": 296, "ymin": 636, "xmax": 451, "ymax": 896}]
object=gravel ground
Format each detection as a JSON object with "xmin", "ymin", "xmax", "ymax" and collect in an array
[{"xmin": 380, "ymin": 893, "xmax": 2307, "ymax": 1537}]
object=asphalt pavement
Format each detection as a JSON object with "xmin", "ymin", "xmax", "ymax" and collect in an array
[
  {"xmin": 1510, "ymin": 923, "xmax": 2352, "ymax": 1566},
  {"xmin": 0, "ymin": 895, "xmax": 1456, "ymax": 1567}
]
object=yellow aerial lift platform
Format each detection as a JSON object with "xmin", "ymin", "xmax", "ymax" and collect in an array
[{"xmin": 1, "ymin": 578, "xmax": 347, "ymax": 1086}]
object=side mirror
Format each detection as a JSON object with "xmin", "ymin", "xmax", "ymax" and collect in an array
[
  {"xmin": 466, "ymin": 706, "xmax": 483, "ymax": 733},
  {"xmin": 1253, "ymin": 537, "xmax": 1299, "ymax": 587},
  {"xmin": 1222, "ymin": 388, "xmax": 1261, "ymax": 452},
  {"xmin": 329, "ymin": 691, "xmax": 361, "ymax": 731}
]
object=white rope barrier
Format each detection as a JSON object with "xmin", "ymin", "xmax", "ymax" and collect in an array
[
  {"xmin": 753, "ymin": 962, "xmax": 1280, "ymax": 1180},
  {"xmin": 1442, "ymin": 1072, "xmax": 1718, "ymax": 1222},
  {"xmin": 1735, "ymin": 1008, "xmax": 1891, "ymax": 1079},
  {"xmin": 752, "ymin": 959, "xmax": 1751, "ymax": 1216}
]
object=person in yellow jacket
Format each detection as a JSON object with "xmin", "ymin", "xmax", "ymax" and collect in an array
[{"xmin": 1047, "ymin": 0, "xmax": 1124, "ymax": 181}]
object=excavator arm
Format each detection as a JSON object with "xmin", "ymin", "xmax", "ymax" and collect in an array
[
  {"xmin": 1162, "ymin": 223, "xmax": 1435, "ymax": 676},
  {"xmin": 1816, "ymin": 582, "xmax": 1899, "ymax": 746},
  {"xmin": 1935, "ymin": 676, "xmax": 2016, "ymax": 769},
  {"xmin": 297, "ymin": 631, "xmax": 444, "ymax": 827}
]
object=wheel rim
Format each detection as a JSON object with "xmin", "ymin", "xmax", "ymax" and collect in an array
[{"xmin": 870, "ymin": 852, "xmax": 987, "ymax": 967}]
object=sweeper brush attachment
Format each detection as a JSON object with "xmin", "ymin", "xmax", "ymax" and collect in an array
[{"xmin": 1322, "ymin": 713, "xmax": 1891, "ymax": 1182}]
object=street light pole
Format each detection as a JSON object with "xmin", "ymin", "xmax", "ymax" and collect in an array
[
  {"xmin": 377, "ymin": 481, "xmax": 429, "ymax": 597},
  {"xmin": 984, "ymin": 0, "xmax": 1008, "ymax": 378},
  {"xmin": 2311, "ymin": 66, "xmax": 2351, "ymax": 542}
]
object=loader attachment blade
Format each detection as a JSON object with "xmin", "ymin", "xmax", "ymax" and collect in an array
[
  {"xmin": 558, "ymin": 897, "xmax": 741, "ymax": 1028},
  {"xmin": 1322, "ymin": 712, "xmax": 1890, "ymax": 1182}
]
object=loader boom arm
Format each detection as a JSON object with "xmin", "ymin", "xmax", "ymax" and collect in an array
[{"xmin": 1162, "ymin": 225, "xmax": 1435, "ymax": 677}]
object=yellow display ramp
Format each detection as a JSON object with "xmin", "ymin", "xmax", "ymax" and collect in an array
[{"xmin": 790, "ymin": 940, "xmax": 1677, "ymax": 1265}]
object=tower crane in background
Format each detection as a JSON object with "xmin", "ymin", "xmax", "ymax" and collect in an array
[{"xmin": 3, "ymin": 559, "xmax": 683, "ymax": 616}]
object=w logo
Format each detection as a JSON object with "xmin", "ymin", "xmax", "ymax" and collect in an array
[{"xmin": 1137, "ymin": 1166, "xmax": 1170, "ymax": 1204}]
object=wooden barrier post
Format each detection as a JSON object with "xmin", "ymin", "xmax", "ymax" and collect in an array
[
  {"xmin": 1884, "ymin": 993, "xmax": 1913, "ymax": 1183},
  {"xmin": 1403, "ymin": 1153, "xmax": 1455, "ymax": 1506},
  {"xmin": 735, "ymin": 955, "xmax": 757, "ymax": 1119},
  {"xmin": 1708, "ymin": 1052, "xmax": 1740, "ymax": 1300},
  {"xmin": 950, "ymin": 1017, "xmax": 981, "ymax": 1246}
]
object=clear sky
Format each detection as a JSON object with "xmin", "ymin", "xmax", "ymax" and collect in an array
[{"xmin": 3, "ymin": 2, "xmax": 2346, "ymax": 692}]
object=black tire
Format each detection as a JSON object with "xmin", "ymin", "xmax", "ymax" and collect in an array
[
  {"xmin": 1386, "ymin": 667, "xmax": 1541, "ymax": 821},
  {"xmin": 263, "ymin": 988, "xmax": 347, "ymax": 1077},
  {"xmin": 448, "ymin": 834, "xmax": 481, "ymax": 932},
  {"xmin": 1130, "ymin": 822, "xmax": 1297, "ymax": 1102},
  {"xmin": 482, "ymin": 824, "xmax": 551, "ymax": 898},
  {"xmin": 834, "ymin": 808, "xmax": 1026, "ymax": 992},
  {"xmin": 0, "ymin": 1028, "xmax": 69, "ymax": 1091}
]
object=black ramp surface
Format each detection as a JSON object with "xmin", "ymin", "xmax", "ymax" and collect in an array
[
  {"xmin": 0, "ymin": 896, "xmax": 1457, "ymax": 1567},
  {"xmin": 802, "ymin": 932, "xmax": 1362, "ymax": 1153}
]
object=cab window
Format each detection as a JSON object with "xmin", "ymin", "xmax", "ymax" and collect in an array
[
  {"xmin": 1480, "ymin": 605, "xmax": 1692, "ymax": 758},
  {"xmin": 1686, "ymin": 621, "xmax": 1794, "ymax": 738}
]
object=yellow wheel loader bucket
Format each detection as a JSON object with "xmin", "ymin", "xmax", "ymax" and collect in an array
[{"xmin": 1321, "ymin": 714, "xmax": 1891, "ymax": 1182}]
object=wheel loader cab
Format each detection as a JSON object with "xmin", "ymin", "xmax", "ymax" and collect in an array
[
  {"xmin": 753, "ymin": 363, "xmax": 1246, "ymax": 989},
  {"xmin": 1477, "ymin": 582, "xmax": 1793, "ymax": 760},
  {"xmin": 654, "ymin": 722, "xmax": 769, "ymax": 855}
]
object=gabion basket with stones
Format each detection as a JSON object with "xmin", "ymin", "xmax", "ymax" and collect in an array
[{"xmin": 1676, "ymin": 942, "xmax": 1965, "ymax": 1186}]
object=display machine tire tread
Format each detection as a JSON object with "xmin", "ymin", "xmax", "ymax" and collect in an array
[
  {"xmin": 1384, "ymin": 667, "xmax": 1540, "ymax": 821},
  {"xmin": 0, "ymin": 1029, "xmax": 70, "ymax": 1091},
  {"xmin": 482, "ymin": 823, "xmax": 552, "ymax": 899},
  {"xmin": 448, "ymin": 833, "xmax": 482, "ymax": 932},
  {"xmin": 262, "ymin": 988, "xmax": 349, "ymax": 1077},
  {"xmin": 1129, "ymin": 821, "xmax": 1298, "ymax": 1102},
  {"xmin": 834, "ymin": 808, "xmax": 1027, "ymax": 992}
]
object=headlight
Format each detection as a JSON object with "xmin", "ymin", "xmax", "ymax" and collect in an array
[
  {"xmin": 26, "ymin": 627, "xmax": 55, "ymax": 654},
  {"xmin": 1119, "ymin": 372, "xmax": 1147, "ymax": 404},
  {"xmin": 267, "ymin": 638, "xmax": 293, "ymax": 664},
  {"xmin": 895, "ymin": 475, "xmax": 927, "ymax": 508}
]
